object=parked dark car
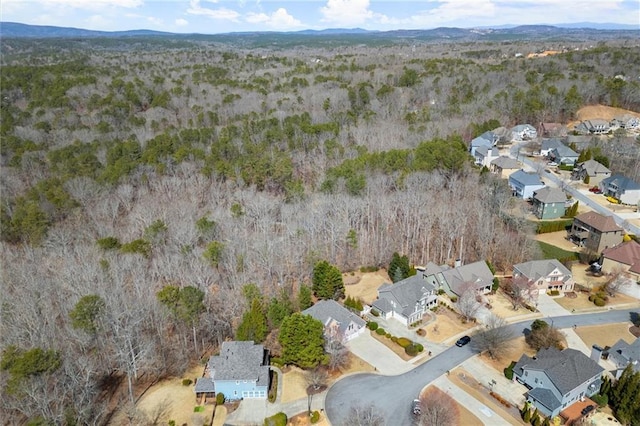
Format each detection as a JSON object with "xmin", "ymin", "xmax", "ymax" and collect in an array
[{"xmin": 455, "ymin": 336, "xmax": 471, "ymax": 347}]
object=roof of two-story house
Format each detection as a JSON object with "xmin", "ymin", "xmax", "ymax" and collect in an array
[
  {"xmin": 302, "ymin": 299, "xmax": 366, "ymax": 342},
  {"xmin": 474, "ymin": 146, "xmax": 499, "ymax": 167},
  {"xmin": 514, "ymin": 347, "xmax": 604, "ymax": 417},
  {"xmin": 540, "ymin": 138, "xmax": 565, "ymax": 157},
  {"xmin": 490, "ymin": 156, "xmax": 520, "ymax": 173},
  {"xmin": 435, "ymin": 260, "xmax": 494, "ymax": 297},
  {"xmin": 512, "ymin": 259, "xmax": 574, "ymax": 293},
  {"xmin": 372, "ymin": 272, "xmax": 438, "ymax": 326},
  {"xmin": 574, "ymin": 119, "xmax": 610, "ymax": 135},
  {"xmin": 571, "ymin": 159, "xmax": 611, "ymax": 183},
  {"xmin": 549, "ymin": 144, "xmax": 579, "ymax": 165},
  {"xmin": 539, "ymin": 122, "xmax": 567, "ymax": 138},
  {"xmin": 470, "ymin": 131, "xmax": 499, "ymax": 155},
  {"xmin": 195, "ymin": 341, "xmax": 270, "ymax": 400},
  {"xmin": 600, "ymin": 174, "xmax": 640, "ymax": 205},
  {"xmin": 569, "ymin": 211, "xmax": 623, "ymax": 253},
  {"xmin": 607, "ymin": 338, "xmax": 640, "ymax": 378},
  {"xmin": 509, "ymin": 170, "xmax": 545, "ymax": 199},
  {"xmin": 602, "ymin": 240, "xmax": 640, "ymax": 279},
  {"xmin": 511, "ymin": 124, "xmax": 537, "ymax": 141},
  {"xmin": 532, "ymin": 187, "xmax": 567, "ymax": 220}
]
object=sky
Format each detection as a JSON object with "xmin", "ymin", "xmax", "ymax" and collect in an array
[{"xmin": 1, "ymin": 0, "xmax": 639, "ymax": 34}]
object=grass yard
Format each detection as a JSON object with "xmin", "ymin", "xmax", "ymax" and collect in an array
[
  {"xmin": 574, "ymin": 323, "xmax": 637, "ymax": 349},
  {"xmin": 420, "ymin": 385, "xmax": 483, "ymax": 426},
  {"xmin": 536, "ymin": 241, "xmax": 579, "ymax": 261}
]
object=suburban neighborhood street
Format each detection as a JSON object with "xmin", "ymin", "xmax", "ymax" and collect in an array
[{"xmin": 325, "ymin": 308, "xmax": 639, "ymax": 426}]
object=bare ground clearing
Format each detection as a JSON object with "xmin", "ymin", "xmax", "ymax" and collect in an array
[
  {"xmin": 343, "ymin": 269, "xmax": 390, "ymax": 304},
  {"xmin": 568, "ymin": 105, "xmax": 640, "ymax": 129},
  {"xmin": 418, "ymin": 308, "xmax": 477, "ymax": 344}
]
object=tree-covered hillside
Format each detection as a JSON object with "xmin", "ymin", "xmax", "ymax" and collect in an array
[{"xmin": 0, "ymin": 35, "xmax": 638, "ymax": 424}]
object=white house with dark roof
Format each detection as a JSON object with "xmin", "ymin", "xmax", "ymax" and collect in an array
[
  {"xmin": 490, "ymin": 156, "xmax": 520, "ymax": 178},
  {"xmin": 470, "ymin": 131, "xmax": 499, "ymax": 156},
  {"xmin": 514, "ymin": 347, "xmax": 604, "ymax": 417},
  {"xmin": 571, "ymin": 159, "xmax": 611, "ymax": 184},
  {"xmin": 372, "ymin": 271, "xmax": 439, "ymax": 326},
  {"xmin": 540, "ymin": 138, "xmax": 565, "ymax": 157},
  {"xmin": 599, "ymin": 174, "xmax": 640, "ymax": 205},
  {"xmin": 194, "ymin": 341, "xmax": 270, "ymax": 401},
  {"xmin": 607, "ymin": 338, "xmax": 640, "ymax": 378},
  {"xmin": 302, "ymin": 299, "xmax": 366, "ymax": 342},
  {"xmin": 610, "ymin": 114, "xmax": 640, "ymax": 130},
  {"xmin": 574, "ymin": 119, "xmax": 610, "ymax": 135},
  {"xmin": 511, "ymin": 124, "xmax": 538, "ymax": 141},
  {"xmin": 509, "ymin": 170, "xmax": 545, "ymax": 199},
  {"xmin": 512, "ymin": 259, "xmax": 574, "ymax": 294}
]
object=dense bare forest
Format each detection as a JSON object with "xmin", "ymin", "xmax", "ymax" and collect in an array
[{"xmin": 1, "ymin": 33, "xmax": 639, "ymax": 424}]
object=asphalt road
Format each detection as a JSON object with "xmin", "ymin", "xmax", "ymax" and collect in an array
[
  {"xmin": 510, "ymin": 143, "xmax": 640, "ymax": 235},
  {"xmin": 325, "ymin": 308, "xmax": 639, "ymax": 426}
]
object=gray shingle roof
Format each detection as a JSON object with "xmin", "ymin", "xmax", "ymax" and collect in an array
[
  {"xmin": 194, "ymin": 377, "xmax": 215, "ymax": 393},
  {"xmin": 471, "ymin": 131, "xmax": 498, "ymax": 147},
  {"xmin": 513, "ymin": 259, "xmax": 572, "ymax": 283},
  {"xmin": 602, "ymin": 174, "xmax": 640, "ymax": 192},
  {"xmin": 510, "ymin": 170, "xmax": 544, "ymax": 186},
  {"xmin": 209, "ymin": 341, "xmax": 269, "ymax": 385},
  {"xmin": 491, "ymin": 156, "xmax": 519, "ymax": 169},
  {"xmin": 515, "ymin": 348, "xmax": 604, "ymax": 395},
  {"xmin": 533, "ymin": 187, "xmax": 566, "ymax": 204},
  {"xmin": 302, "ymin": 300, "xmax": 366, "ymax": 335},
  {"xmin": 541, "ymin": 138, "xmax": 564, "ymax": 151},
  {"xmin": 527, "ymin": 387, "xmax": 562, "ymax": 412},
  {"xmin": 377, "ymin": 274, "xmax": 437, "ymax": 313},
  {"xmin": 439, "ymin": 261, "xmax": 494, "ymax": 295},
  {"xmin": 577, "ymin": 159, "xmax": 610, "ymax": 176},
  {"xmin": 608, "ymin": 338, "xmax": 640, "ymax": 373}
]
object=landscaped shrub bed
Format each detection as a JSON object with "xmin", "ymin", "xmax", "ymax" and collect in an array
[
  {"xmin": 535, "ymin": 219, "xmax": 573, "ymax": 234},
  {"xmin": 489, "ymin": 391, "xmax": 511, "ymax": 408},
  {"xmin": 375, "ymin": 327, "xmax": 386, "ymax": 335},
  {"xmin": 367, "ymin": 321, "xmax": 379, "ymax": 330},
  {"xmin": 396, "ymin": 337, "xmax": 412, "ymax": 348},
  {"xmin": 504, "ymin": 361, "xmax": 516, "ymax": 380}
]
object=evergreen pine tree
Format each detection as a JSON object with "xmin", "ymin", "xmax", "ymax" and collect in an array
[
  {"xmin": 523, "ymin": 407, "xmax": 531, "ymax": 422},
  {"xmin": 298, "ymin": 285, "xmax": 313, "ymax": 311}
]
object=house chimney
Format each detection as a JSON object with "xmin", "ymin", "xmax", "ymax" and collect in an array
[
  {"xmin": 454, "ymin": 259, "xmax": 462, "ymax": 268},
  {"xmin": 590, "ymin": 344, "xmax": 603, "ymax": 362}
]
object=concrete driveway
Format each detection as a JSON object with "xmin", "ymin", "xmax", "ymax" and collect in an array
[{"xmin": 346, "ymin": 331, "xmax": 412, "ymax": 375}]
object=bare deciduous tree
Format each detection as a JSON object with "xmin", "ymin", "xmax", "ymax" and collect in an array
[
  {"xmin": 474, "ymin": 313, "xmax": 514, "ymax": 360},
  {"xmin": 602, "ymin": 269, "xmax": 629, "ymax": 297},
  {"xmin": 456, "ymin": 283, "xmax": 481, "ymax": 323},
  {"xmin": 418, "ymin": 387, "xmax": 459, "ymax": 426},
  {"xmin": 503, "ymin": 276, "xmax": 538, "ymax": 310},
  {"xmin": 343, "ymin": 402, "xmax": 385, "ymax": 426},
  {"xmin": 325, "ymin": 335, "xmax": 350, "ymax": 372}
]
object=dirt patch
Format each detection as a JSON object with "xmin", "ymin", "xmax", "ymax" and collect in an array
[
  {"xmin": 288, "ymin": 412, "xmax": 330, "ymax": 426},
  {"xmin": 130, "ymin": 365, "xmax": 213, "ymax": 426},
  {"xmin": 478, "ymin": 337, "xmax": 537, "ymax": 372},
  {"xmin": 420, "ymin": 385, "xmax": 483, "ymax": 426},
  {"xmin": 533, "ymin": 231, "xmax": 580, "ymax": 253},
  {"xmin": 569, "ymin": 105, "xmax": 640, "ymax": 129},
  {"xmin": 553, "ymin": 290, "xmax": 639, "ymax": 312},
  {"xmin": 419, "ymin": 307, "xmax": 477, "ymax": 344},
  {"xmin": 484, "ymin": 291, "xmax": 539, "ymax": 319},
  {"xmin": 343, "ymin": 269, "xmax": 390, "ymax": 305},
  {"xmin": 574, "ymin": 323, "xmax": 636, "ymax": 350},
  {"xmin": 448, "ymin": 368, "xmax": 522, "ymax": 426}
]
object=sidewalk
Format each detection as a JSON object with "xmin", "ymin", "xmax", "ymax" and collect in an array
[{"xmin": 459, "ymin": 357, "xmax": 527, "ymax": 407}]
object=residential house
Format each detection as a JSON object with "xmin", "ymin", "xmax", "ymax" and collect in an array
[
  {"xmin": 574, "ymin": 119, "xmax": 610, "ymax": 135},
  {"xmin": 473, "ymin": 146, "xmax": 499, "ymax": 168},
  {"xmin": 532, "ymin": 187, "xmax": 567, "ymax": 220},
  {"xmin": 490, "ymin": 156, "xmax": 520, "ymax": 178},
  {"xmin": 540, "ymin": 138, "xmax": 565, "ymax": 157},
  {"xmin": 302, "ymin": 299, "xmax": 366, "ymax": 342},
  {"xmin": 372, "ymin": 270, "xmax": 439, "ymax": 326},
  {"xmin": 470, "ymin": 131, "xmax": 499, "ymax": 156},
  {"xmin": 513, "ymin": 347, "xmax": 604, "ymax": 418},
  {"xmin": 610, "ymin": 114, "xmax": 640, "ymax": 130},
  {"xmin": 569, "ymin": 212, "xmax": 623, "ymax": 253},
  {"xmin": 601, "ymin": 240, "xmax": 640, "ymax": 280},
  {"xmin": 600, "ymin": 174, "xmax": 640, "ymax": 205},
  {"xmin": 570, "ymin": 160, "xmax": 611, "ymax": 184},
  {"xmin": 194, "ymin": 341, "xmax": 270, "ymax": 402},
  {"xmin": 607, "ymin": 338, "xmax": 640, "ymax": 378},
  {"xmin": 539, "ymin": 122, "xmax": 567, "ymax": 138},
  {"xmin": 509, "ymin": 170, "xmax": 545, "ymax": 199},
  {"xmin": 511, "ymin": 124, "xmax": 538, "ymax": 141},
  {"xmin": 512, "ymin": 259, "xmax": 575, "ymax": 294},
  {"xmin": 427, "ymin": 260, "xmax": 495, "ymax": 298},
  {"xmin": 549, "ymin": 144, "xmax": 579, "ymax": 166}
]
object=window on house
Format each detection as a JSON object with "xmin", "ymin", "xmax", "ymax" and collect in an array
[{"xmin": 535, "ymin": 378, "xmax": 538, "ymax": 384}]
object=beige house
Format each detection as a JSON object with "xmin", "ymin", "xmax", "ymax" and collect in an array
[
  {"xmin": 490, "ymin": 156, "xmax": 520, "ymax": 178},
  {"xmin": 512, "ymin": 259, "xmax": 575, "ymax": 294},
  {"xmin": 601, "ymin": 240, "xmax": 640, "ymax": 280},
  {"xmin": 569, "ymin": 212, "xmax": 624, "ymax": 254}
]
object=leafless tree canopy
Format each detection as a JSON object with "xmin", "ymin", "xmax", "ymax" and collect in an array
[
  {"xmin": 343, "ymin": 402, "xmax": 385, "ymax": 426},
  {"xmin": 456, "ymin": 282, "xmax": 481, "ymax": 322},
  {"xmin": 418, "ymin": 387, "xmax": 460, "ymax": 426},
  {"xmin": 503, "ymin": 276, "xmax": 538, "ymax": 310},
  {"xmin": 473, "ymin": 313, "xmax": 514, "ymax": 360}
]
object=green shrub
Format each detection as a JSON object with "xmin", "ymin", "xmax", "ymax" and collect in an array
[
  {"xmin": 120, "ymin": 239, "xmax": 152, "ymax": 258},
  {"xmin": 193, "ymin": 406, "xmax": 204, "ymax": 412},
  {"xmin": 549, "ymin": 290, "xmax": 560, "ymax": 296},
  {"xmin": 182, "ymin": 378, "xmax": 193, "ymax": 386},
  {"xmin": 504, "ymin": 361, "xmax": 516, "ymax": 380},
  {"xmin": 375, "ymin": 327, "xmax": 386, "ymax": 335},
  {"xmin": 415, "ymin": 343, "xmax": 424, "ymax": 352},
  {"xmin": 593, "ymin": 297, "xmax": 606, "ymax": 307},
  {"xmin": 396, "ymin": 337, "xmax": 412, "ymax": 348},
  {"xmin": 264, "ymin": 412, "xmax": 287, "ymax": 426},
  {"xmin": 405, "ymin": 343, "xmax": 421, "ymax": 356},
  {"xmin": 450, "ymin": 295, "xmax": 458, "ymax": 303},
  {"xmin": 96, "ymin": 236, "xmax": 121, "ymax": 250},
  {"xmin": 370, "ymin": 309, "xmax": 380, "ymax": 317},
  {"xmin": 310, "ymin": 410, "xmax": 321, "ymax": 423},
  {"xmin": 535, "ymin": 219, "xmax": 573, "ymax": 234},
  {"xmin": 391, "ymin": 336, "xmax": 398, "ymax": 343},
  {"xmin": 216, "ymin": 392, "xmax": 225, "ymax": 405},
  {"xmin": 385, "ymin": 332, "xmax": 391, "ymax": 338},
  {"xmin": 591, "ymin": 393, "xmax": 608, "ymax": 407},
  {"xmin": 367, "ymin": 322, "xmax": 378, "ymax": 331}
]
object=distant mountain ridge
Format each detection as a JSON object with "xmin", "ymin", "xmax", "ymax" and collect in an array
[{"xmin": 1, "ymin": 21, "xmax": 638, "ymax": 39}]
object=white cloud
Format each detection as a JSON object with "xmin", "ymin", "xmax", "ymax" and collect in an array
[
  {"xmin": 175, "ymin": 18, "xmax": 189, "ymax": 27},
  {"xmin": 44, "ymin": 0, "xmax": 143, "ymax": 9},
  {"xmin": 320, "ymin": 0, "xmax": 374, "ymax": 26},
  {"xmin": 245, "ymin": 8, "xmax": 302, "ymax": 29},
  {"xmin": 187, "ymin": 0, "xmax": 240, "ymax": 21}
]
